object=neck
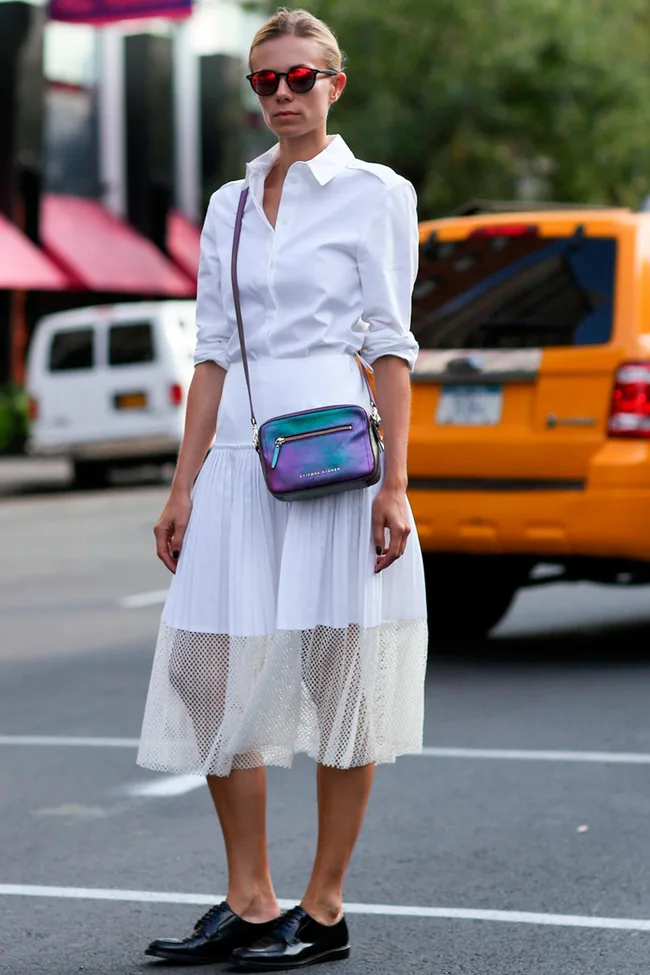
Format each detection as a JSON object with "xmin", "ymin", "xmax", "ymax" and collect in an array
[{"xmin": 274, "ymin": 129, "xmax": 331, "ymax": 178}]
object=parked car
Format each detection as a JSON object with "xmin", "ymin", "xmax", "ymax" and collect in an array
[
  {"xmin": 26, "ymin": 300, "xmax": 196, "ymax": 488},
  {"xmin": 409, "ymin": 201, "xmax": 650, "ymax": 638}
]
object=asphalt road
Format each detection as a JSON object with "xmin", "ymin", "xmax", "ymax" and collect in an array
[{"xmin": 3, "ymin": 476, "xmax": 650, "ymax": 974}]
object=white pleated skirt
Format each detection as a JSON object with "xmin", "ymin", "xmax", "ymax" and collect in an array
[{"xmin": 137, "ymin": 355, "xmax": 428, "ymax": 777}]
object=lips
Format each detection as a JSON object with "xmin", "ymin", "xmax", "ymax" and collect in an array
[{"xmin": 275, "ymin": 112, "xmax": 298, "ymax": 118}]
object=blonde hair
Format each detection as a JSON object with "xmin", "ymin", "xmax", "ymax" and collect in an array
[{"xmin": 249, "ymin": 7, "xmax": 345, "ymax": 72}]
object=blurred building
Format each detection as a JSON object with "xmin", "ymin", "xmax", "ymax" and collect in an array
[{"xmin": 0, "ymin": 0, "xmax": 269, "ymax": 385}]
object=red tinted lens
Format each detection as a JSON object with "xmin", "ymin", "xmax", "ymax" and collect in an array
[
  {"xmin": 250, "ymin": 70, "xmax": 278, "ymax": 96},
  {"xmin": 287, "ymin": 66, "xmax": 316, "ymax": 93}
]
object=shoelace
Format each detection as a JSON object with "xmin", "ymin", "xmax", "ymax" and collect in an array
[
  {"xmin": 193, "ymin": 902, "xmax": 227, "ymax": 932},
  {"xmin": 273, "ymin": 907, "xmax": 307, "ymax": 943}
]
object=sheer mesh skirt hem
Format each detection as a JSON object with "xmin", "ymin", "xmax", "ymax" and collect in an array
[{"xmin": 137, "ymin": 618, "xmax": 428, "ymax": 777}]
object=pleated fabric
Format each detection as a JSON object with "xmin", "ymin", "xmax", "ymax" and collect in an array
[{"xmin": 137, "ymin": 356, "xmax": 428, "ymax": 777}]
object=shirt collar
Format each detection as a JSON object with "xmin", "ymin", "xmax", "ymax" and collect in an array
[{"xmin": 245, "ymin": 134, "xmax": 355, "ymax": 188}]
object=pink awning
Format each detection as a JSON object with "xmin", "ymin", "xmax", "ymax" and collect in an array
[
  {"xmin": 42, "ymin": 194, "xmax": 196, "ymax": 296},
  {"xmin": 48, "ymin": 0, "xmax": 192, "ymax": 25},
  {"xmin": 167, "ymin": 209, "xmax": 201, "ymax": 283},
  {"xmin": 0, "ymin": 213, "xmax": 73, "ymax": 290}
]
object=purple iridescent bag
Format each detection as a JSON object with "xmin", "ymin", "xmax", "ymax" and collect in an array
[{"xmin": 231, "ymin": 187, "xmax": 383, "ymax": 502}]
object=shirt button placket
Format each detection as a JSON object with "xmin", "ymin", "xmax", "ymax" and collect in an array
[
  {"xmin": 268, "ymin": 176, "xmax": 298, "ymax": 353},
  {"xmin": 267, "ymin": 199, "xmax": 281, "ymax": 355}
]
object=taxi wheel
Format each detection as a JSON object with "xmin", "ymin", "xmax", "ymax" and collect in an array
[
  {"xmin": 423, "ymin": 555, "xmax": 522, "ymax": 642},
  {"xmin": 73, "ymin": 459, "xmax": 110, "ymax": 490}
]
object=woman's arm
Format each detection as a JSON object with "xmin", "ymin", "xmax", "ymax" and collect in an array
[
  {"xmin": 153, "ymin": 187, "xmax": 235, "ymax": 572},
  {"xmin": 154, "ymin": 362, "xmax": 225, "ymax": 573},
  {"xmin": 171, "ymin": 362, "xmax": 226, "ymax": 495},
  {"xmin": 372, "ymin": 354, "xmax": 410, "ymax": 492},
  {"xmin": 371, "ymin": 355, "xmax": 412, "ymax": 573},
  {"xmin": 357, "ymin": 177, "xmax": 420, "ymax": 572}
]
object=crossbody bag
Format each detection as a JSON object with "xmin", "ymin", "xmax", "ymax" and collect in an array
[{"xmin": 230, "ymin": 186, "xmax": 383, "ymax": 502}]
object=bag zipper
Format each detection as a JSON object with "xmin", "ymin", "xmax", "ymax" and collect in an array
[{"xmin": 271, "ymin": 424, "xmax": 353, "ymax": 469}]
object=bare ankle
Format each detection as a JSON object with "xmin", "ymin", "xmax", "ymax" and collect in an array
[
  {"xmin": 228, "ymin": 884, "xmax": 280, "ymax": 923},
  {"xmin": 300, "ymin": 895, "xmax": 343, "ymax": 926}
]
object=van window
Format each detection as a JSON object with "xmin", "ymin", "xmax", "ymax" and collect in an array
[
  {"xmin": 412, "ymin": 231, "xmax": 617, "ymax": 349},
  {"xmin": 109, "ymin": 322, "xmax": 155, "ymax": 366},
  {"xmin": 49, "ymin": 328, "xmax": 94, "ymax": 372}
]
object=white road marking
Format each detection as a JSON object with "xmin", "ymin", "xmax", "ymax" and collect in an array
[
  {"xmin": 124, "ymin": 775, "xmax": 205, "ymax": 797},
  {"xmin": 119, "ymin": 590, "xmax": 168, "ymax": 609},
  {"xmin": 1, "ymin": 884, "xmax": 649, "ymax": 931},
  {"xmin": 0, "ymin": 736, "xmax": 140, "ymax": 748},
  {"xmin": 418, "ymin": 747, "xmax": 650, "ymax": 764},
  {"xmin": 3, "ymin": 736, "xmax": 650, "ymax": 766}
]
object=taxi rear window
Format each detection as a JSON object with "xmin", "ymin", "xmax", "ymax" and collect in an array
[{"xmin": 412, "ymin": 228, "xmax": 617, "ymax": 349}]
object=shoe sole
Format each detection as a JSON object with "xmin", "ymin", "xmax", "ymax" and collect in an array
[
  {"xmin": 232, "ymin": 945, "xmax": 351, "ymax": 971},
  {"xmin": 144, "ymin": 947, "xmax": 225, "ymax": 965}
]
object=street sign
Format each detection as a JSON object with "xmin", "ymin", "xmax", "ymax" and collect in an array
[{"xmin": 48, "ymin": 0, "xmax": 192, "ymax": 24}]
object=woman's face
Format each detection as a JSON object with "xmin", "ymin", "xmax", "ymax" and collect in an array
[{"xmin": 249, "ymin": 35, "xmax": 346, "ymax": 141}]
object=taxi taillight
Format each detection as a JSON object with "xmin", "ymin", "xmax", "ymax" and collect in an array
[
  {"xmin": 27, "ymin": 396, "xmax": 38, "ymax": 421},
  {"xmin": 608, "ymin": 362, "xmax": 650, "ymax": 437}
]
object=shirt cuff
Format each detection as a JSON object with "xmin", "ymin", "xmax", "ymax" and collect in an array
[
  {"xmin": 194, "ymin": 349, "xmax": 229, "ymax": 371},
  {"xmin": 361, "ymin": 337, "xmax": 419, "ymax": 373}
]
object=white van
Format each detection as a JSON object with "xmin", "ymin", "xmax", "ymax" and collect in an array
[{"xmin": 26, "ymin": 300, "xmax": 197, "ymax": 487}]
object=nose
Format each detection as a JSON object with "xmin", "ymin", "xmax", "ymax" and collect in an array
[{"xmin": 275, "ymin": 76, "xmax": 293, "ymax": 99}]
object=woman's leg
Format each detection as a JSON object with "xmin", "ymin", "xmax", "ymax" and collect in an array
[
  {"xmin": 207, "ymin": 767, "xmax": 280, "ymax": 922},
  {"xmin": 300, "ymin": 762, "xmax": 375, "ymax": 924}
]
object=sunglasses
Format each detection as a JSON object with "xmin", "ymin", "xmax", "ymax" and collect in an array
[{"xmin": 247, "ymin": 65, "xmax": 338, "ymax": 97}]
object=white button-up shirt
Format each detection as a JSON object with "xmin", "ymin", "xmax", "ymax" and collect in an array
[{"xmin": 193, "ymin": 135, "xmax": 420, "ymax": 372}]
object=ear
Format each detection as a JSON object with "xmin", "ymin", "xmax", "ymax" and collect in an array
[{"xmin": 331, "ymin": 71, "xmax": 347, "ymax": 102}]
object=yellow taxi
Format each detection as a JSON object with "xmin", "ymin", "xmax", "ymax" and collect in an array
[{"xmin": 408, "ymin": 202, "xmax": 650, "ymax": 638}]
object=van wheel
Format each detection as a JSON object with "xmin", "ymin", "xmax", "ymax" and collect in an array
[
  {"xmin": 73, "ymin": 460, "xmax": 109, "ymax": 490},
  {"xmin": 423, "ymin": 555, "xmax": 524, "ymax": 643}
]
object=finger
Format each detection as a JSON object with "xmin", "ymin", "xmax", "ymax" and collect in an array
[
  {"xmin": 375, "ymin": 523, "xmax": 403, "ymax": 573},
  {"xmin": 372, "ymin": 511, "xmax": 386, "ymax": 557},
  {"xmin": 171, "ymin": 521, "xmax": 188, "ymax": 560},
  {"xmin": 373, "ymin": 515, "xmax": 387, "ymax": 570},
  {"xmin": 397, "ymin": 525, "xmax": 411, "ymax": 559},
  {"xmin": 154, "ymin": 522, "xmax": 178, "ymax": 574}
]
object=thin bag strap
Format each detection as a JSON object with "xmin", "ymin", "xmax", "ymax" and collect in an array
[
  {"xmin": 230, "ymin": 186, "xmax": 381, "ymax": 440},
  {"xmin": 355, "ymin": 356, "xmax": 381, "ymax": 420},
  {"xmin": 231, "ymin": 187, "xmax": 258, "ymax": 443}
]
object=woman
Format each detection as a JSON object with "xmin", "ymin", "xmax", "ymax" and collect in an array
[{"xmin": 138, "ymin": 7, "xmax": 428, "ymax": 970}]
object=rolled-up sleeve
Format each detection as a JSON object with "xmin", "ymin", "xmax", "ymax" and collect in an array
[
  {"xmin": 193, "ymin": 192, "xmax": 231, "ymax": 370},
  {"xmin": 358, "ymin": 179, "xmax": 420, "ymax": 371}
]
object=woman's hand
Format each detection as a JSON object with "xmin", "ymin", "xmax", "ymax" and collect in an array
[
  {"xmin": 154, "ymin": 490, "xmax": 193, "ymax": 574},
  {"xmin": 372, "ymin": 486, "xmax": 411, "ymax": 573}
]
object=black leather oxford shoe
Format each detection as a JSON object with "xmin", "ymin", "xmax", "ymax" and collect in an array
[
  {"xmin": 145, "ymin": 901, "xmax": 281, "ymax": 965},
  {"xmin": 230, "ymin": 906, "xmax": 350, "ymax": 971}
]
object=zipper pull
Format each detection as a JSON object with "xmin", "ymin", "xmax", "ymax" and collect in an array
[{"xmin": 271, "ymin": 437, "xmax": 285, "ymax": 468}]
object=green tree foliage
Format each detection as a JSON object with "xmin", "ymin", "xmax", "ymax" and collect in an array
[{"xmin": 266, "ymin": 0, "xmax": 650, "ymax": 215}]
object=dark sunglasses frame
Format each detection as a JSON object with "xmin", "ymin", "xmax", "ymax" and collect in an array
[{"xmin": 246, "ymin": 65, "xmax": 338, "ymax": 96}]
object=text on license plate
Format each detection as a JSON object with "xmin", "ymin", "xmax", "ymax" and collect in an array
[{"xmin": 436, "ymin": 385, "xmax": 503, "ymax": 426}]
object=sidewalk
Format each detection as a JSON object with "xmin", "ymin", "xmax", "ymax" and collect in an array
[{"xmin": 0, "ymin": 456, "xmax": 71, "ymax": 495}]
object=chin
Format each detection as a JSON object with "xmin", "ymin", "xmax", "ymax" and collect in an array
[{"xmin": 269, "ymin": 120, "xmax": 308, "ymax": 138}]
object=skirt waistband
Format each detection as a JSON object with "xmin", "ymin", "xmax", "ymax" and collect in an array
[{"xmin": 215, "ymin": 355, "xmax": 372, "ymax": 446}]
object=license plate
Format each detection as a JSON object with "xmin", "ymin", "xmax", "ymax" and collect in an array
[
  {"xmin": 436, "ymin": 385, "xmax": 503, "ymax": 426},
  {"xmin": 114, "ymin": 391, "xmax": 148, "ymax": 410}
]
